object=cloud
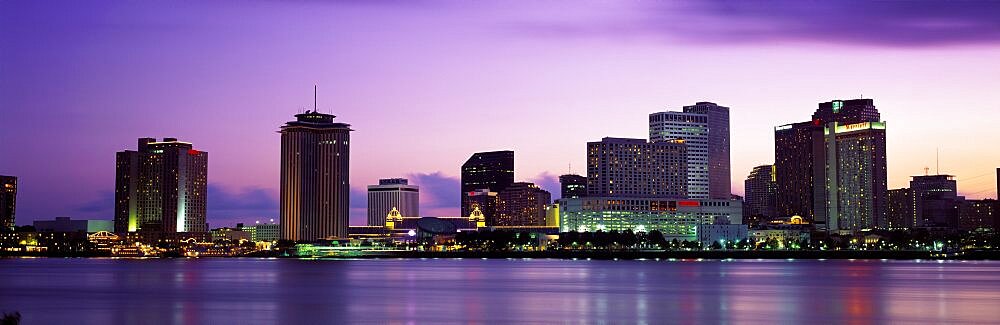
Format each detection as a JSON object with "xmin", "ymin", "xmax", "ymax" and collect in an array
[
  {"xmin": 76, "ymin": 190, "xmax": 115, "ymax": 215},
  {"xmin": 526, "ymin": 172, "xmax": 561, "ymax": 200},
  {"xmin": 519, "ymin": 0, "xmax": 1000, "ymax": 47},
  {"xmin": 407, "ymin": 172, "xmax": 461, "ymax": 210}
]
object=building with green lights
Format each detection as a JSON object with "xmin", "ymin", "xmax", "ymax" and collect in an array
[
  {"xmin": 114, "ymin": 138, "xmax": 208, "ymax": 233},
  {"xmin": 559, "ymin": 197, "xmax": 742, "ymax": 241}
]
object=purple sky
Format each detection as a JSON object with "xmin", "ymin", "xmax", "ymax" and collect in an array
[{"xmin": 3, "ymin": 1, "xmax": 1000, "ymax": 227}]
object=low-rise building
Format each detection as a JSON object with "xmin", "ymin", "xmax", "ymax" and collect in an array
[
  {"xmin": 559, "ymin": 197, "xmax": 743, "ymax": 241},
  {"xmin": 33, "ymin": 217, "xmax": 113, "ymax": 233}
]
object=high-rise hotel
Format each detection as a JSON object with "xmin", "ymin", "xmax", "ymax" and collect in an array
[
  {"xmin": 114, "ymin": 138, "xmax": 208, "ymax": 233},
  {"xmin": 460, "ymin": 150, "xmax": 514, "ymax": 221},
  {"xmin": 649, "ymin": 102, "xmax": 731, "ymax": 199},
  {"xmin": 280, "ymin": 110, "xmax": 352, "ymax": 241},
  {"xmin": 586, "ymin": 137, "xmax": 687, "ymax": 198},
  {"xmin": 774, "ymin": 99, "xmax": 888, "ymax": 233}
]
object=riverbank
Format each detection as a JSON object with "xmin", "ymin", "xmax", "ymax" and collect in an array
[{"xmin": 5, "ymin": 249, "xmax": 1000, "ymax": 260}]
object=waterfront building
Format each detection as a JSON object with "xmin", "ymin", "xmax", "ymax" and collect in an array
[
  {"xmin": 114, "ymin": 138, "xmax": 208, "ymax": 233},
  {"xmin": 774, "ymin": 99, "xmax": 888, "ymax": 233},
  {"xmin": 887, "ymin": 188, "xmax": 913, "ymax": 229},
  {"xmin": 649, "ymin": 102, "xmax": 731, "ymax": 199},
  {"xmin": 559, "ymin": 197, "xmax": 742, "ymax": 241},
  {"xmin": 960, "ymin": 199, "xmax": 996, "ymax": 230},
  {"xmin": 280, "ymin": 109, "xmax": 352, "ymax": 241},
  {"xmin": 558, "ymin": 174, "xmax": 587, "ymax": 199},
  {"xmin": 251, "ymin": 220, "xmax": 280, "ymax": 242},
  {"xmin": 460, "ymin": 150, "xmax": 514, "ymax": 217},
  {"xmin": 33, "ymin": 217, "xmax": 113, "ymax": 233},
  {"xmin": 496, "ymin": 182, "xmax": 551, "ymax": 227},
  {"xmin": 910, "ymin": 174, "xmax": 962, "ymax": 228},
  {"xmin": 462, "ymin": 189, "xmax": 499, "ymax": 226},
  {"xmin": 744, "ymin": 165, "xmax": 777, "ymax": 226},
  {"xmin": 210, "ymin": 227, "xmax": 251, "ymax": 241},
  {"xmin": 696, "ymin": 222, "xmax": 748, "ymax": 248},
  {"xmin": 586, "ymin": 137, "xmax": 687, "ymax": 198},
  {"xmin": 0, "ymin": 175, "xmax": 16, "ymax": 231},
  {"xmin": 367, "ymin": 178, "xmax": 419, "ymax": 226}
]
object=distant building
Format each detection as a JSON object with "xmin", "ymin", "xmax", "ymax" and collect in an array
[
  {"xmin": 496, "ymin": 182, "xmax": 551, "ymax": 227},
  {"xmin": 210, "ymin": 227, "xmax": 251, "ymax": 241},
  {"xmin": 0, "ymin": 175, "xmax": 16, "ymax": 231},
  {"xmin": 560, "ymin": 197, "xmax": 742, "ymax": 241},
  {"xmin": 115, "ymin": 138, "xmax": 208, "ymax": 233},
  {"xmin": 960, "ymin": 199, "xmax": 996, "ymax": 230},
  {"xmin": 280, "ymin": 110, "xmax": 352, "ymax": 241},
  {"xmin": 887, "ymin": 188, "xmax": 913, "ymax": 229},
  {"xmin": 910, "ymin": 175, "xmax": 961, "ymax": 228},
  {"xmin": 463, "ymin": 189, "xmax": 499, "ymax": 226},
  {"xmin": 558, "ymin": 174, "xmax": 587, "ymax": 199},
  {"xmin": 251, "ymin": 220, "xmax": 280, "ymax": 242},
  {"xmin": 697, "ymin": 223, "xmax": 748, "ymax": 248},
  {"xmin": 649, "ymin": 102, "xmax": 731, "ymax": 199},
  {"xmin": 744, "ymin": 165, "xmax": 777, "ymax": 226},
  {"xmin": 461, "ymin": 151, "xmax": 514, "ymax": 217},
  {"xmin": 545, "ymin": 203, "xmax": 560, "ymax": 227},
  {"xmin": 774, "ymin": 121, "xmax": 822, "ymax": 221},
  {"xmin": 586, "ymin": 137, "xmax": 687, "ymax": 198},
  {"xmin": 367, "ymin": 178, "xmax": 419, "ymax": 226},
  {"xmin": 33, "ymin": 217, "xmax": 113, "ymax": 233}
]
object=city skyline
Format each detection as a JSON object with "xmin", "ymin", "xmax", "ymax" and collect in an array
[{"xmin": 4, "ymin": 1, "xmax": 1000, "ymax": 227}]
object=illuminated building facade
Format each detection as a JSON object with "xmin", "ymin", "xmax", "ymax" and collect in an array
[
  {"xmin": 774, "ymin": 99, "xmax": 888, "ymax": 233},
  {"xmin": 587, "ymin": 137, "xmax": 687, "ymax": 198},
  {"xmin": 960, "ymin": 199, "xmax": 996, "ymax": 230},
  {"xmin": 558, "ymin": 174, "xmax": 587, "ymax": 199},
  {"xmin": 649, "ymin": 102, "xmax": 731, "ymax": 199},
  {"xmin": 559, "ymin": 197, "xmax": 742, "ymax": 241},
  {"xmin": 460, "ymin": 150, "xmax": 514, "ymax": 217},
  {"xmin": 496, "ymin": 182, "xmax": 551, "ymax": 227},
  {"xmin": 367, "ymin": 178, "xmax": 419, "ymax": 226},
  {"xmin": 114, "ymin": 138, "xmax": 208, "ymax": 233},
  {"xmin": 887, "ymin": 188, "xmax": 913, "ymax": 229},
  {"xmin": 463, "ymin": 189, "xmax": 499, "ymax": 226},
  {"xmin": 33, "ymin": 217, "xmax": 113, "ymax": 233},
  {"xmin": 743, "ymin": 165, "xmax": 777, "ymax": 226},
  {"xmin": 280, "ymin": 110, "xmax": 352, "ymax": 240},
  {"xmin": 0, "ymin": 175, "xmax": 16, "ymax": 231},
  {"xmin": 910, "ymin": 174, "xmax": 961, "ymax": 228}
]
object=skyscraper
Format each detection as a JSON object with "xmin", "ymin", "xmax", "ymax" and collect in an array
[
  {"xmin": 558, "ymin": 174, "xmax": 587, "ymax": 199},
  {"xmin": 743, "ymin": 165, "xmax": 777, "ymax": 226},
  {"xmin": 496, "ymin": 182, "xmax": 551, "ymax": 227},
  {"xmin": 0, "ymin": 175, "xmax": 16, "ymax": 231},
  {"xmin": 460, "ymin": 150, "xmax": 513, "ymax": 217},
  {"xmin": 114, "ymin": 138, "xmax": 208, "ymax": 233},
  {"xmin": 649, "ymin": 102, "xmax": 731, "ymax": 199},
  {"xmin": 774, "ymin": 99, "xmax": 888, "ymax": 233},
  {"xmin": 587, "ymin": 137, "xmax": 687, "ymax": 198},
  {"xmin": 367, "ymin": 178, "xmax": 419, "ymax": 226},
  {"xmin": 280, "ymin": 110, "xmax": 352, "ymax": 241}
]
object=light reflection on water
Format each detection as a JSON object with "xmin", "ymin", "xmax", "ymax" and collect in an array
[{"xmin": 1, "ymin": 258, "xmax": 999, "ymax": 324}]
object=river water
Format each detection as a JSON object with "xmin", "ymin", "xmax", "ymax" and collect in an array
[{"xmin": 1, "ymin": 258, "xmax": 999, "ymax": 324}]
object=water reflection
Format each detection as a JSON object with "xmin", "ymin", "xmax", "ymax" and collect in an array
[{"xmin": 1, "ymin": 258, "xmax": 999, "ymax": 324}]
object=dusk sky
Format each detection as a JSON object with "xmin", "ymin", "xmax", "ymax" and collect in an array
[{"xmin": 3, "ymin": 0, "xmax": 1000, "ymax": 227}]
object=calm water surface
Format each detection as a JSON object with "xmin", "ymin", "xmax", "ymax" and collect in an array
[{"xmin": 2, "ymin": 258, "xmax": 1000, "ymax": 324}]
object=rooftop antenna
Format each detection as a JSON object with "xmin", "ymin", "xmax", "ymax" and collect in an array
[
  {"xmin": 936, "ymin": 147, "xmax": 940, "ymax": 175},
  {"xmin": 568, "ymin": 163, "xmax": 572, "ymax": 174},
  {"xmin": 313, "ymin": 85, "xmax": 318, "ymax": 112},
  {"xmin": 924, "ymin": 166, "xmax": 930, "ymax": 176}
]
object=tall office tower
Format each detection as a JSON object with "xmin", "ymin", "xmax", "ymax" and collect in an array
[
  {"xmin": 743, "ymin": 165, "xmax": 777, "ymax": 226},
  {"xmin": 586, "ymin": 137, "xmax": 687, "ymax": 198},
  {"xmin": 280, "ymin": 110, "xmax": 352, "ymax": 241},
  {"xmin": 367, "ymin": 178, "xmax": 419, "ymax": 226},
  {"xmin": 910, "ymin": 174, "xmax": 962, "ymax": 228},
  {"xmin": 774, "ymin": 121, "xmax": 823, "ymax": 221},
  {"xmin": 649, "ymin": 102, "xmax": 731, "ymax": 199},
  {"xmin": 886, "ymin": 188, "xmax": 913, "ymax": 229},
  {"xmin": 0, "ymin": 175, "xmax": 16, "ymax": 231},
  {"xmin": 496, "ymin": 182, "xmax": 551, "ymax": 227},
  {"xmin": 558, "ymin": 174, "xmax": 587, "ymax": 199},
  {"xmin": 774, "ymin": 99, "xmax": 887, "ymax": 233},
  {"xmin": 460, "ymin": 150, "xmax": 514, "ymax": 217},
  {"xmin": 463, "ymin": 189, "xmax": 499, "ymax": 226},
  {"xmin": 114, "ymin": 138, "xmax": 208, "ymax": 233}
]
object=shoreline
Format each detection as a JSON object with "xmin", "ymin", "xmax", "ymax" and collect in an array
[{"xmin": 4, "ymin": 250, "xmax": 999, "ymax": 260}]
